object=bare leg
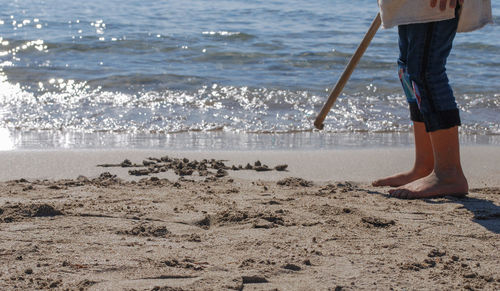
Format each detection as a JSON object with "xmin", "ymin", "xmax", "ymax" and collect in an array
[
  {"xmin": 372, "ymin": 122, "xmax": 434, "ymax": 187},
  {"xmin": 389, "ymin": 126, "xmax": 468, "ymax": 199}
]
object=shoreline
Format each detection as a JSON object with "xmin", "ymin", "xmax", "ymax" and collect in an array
[{"xmin": 2, "ymin": 130, "xmax": 500, "ymax": 152}]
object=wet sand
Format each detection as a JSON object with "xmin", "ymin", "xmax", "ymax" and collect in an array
[{"xmin": 0, "ymin": 148, "xmax": 499, "ymax": 290}]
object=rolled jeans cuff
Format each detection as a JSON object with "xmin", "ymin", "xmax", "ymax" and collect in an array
[
  {"xmin": 422, "ymin": 109, "xmax": 461, "ymax": 132},
  {"xmin": 409, "ymin": 102, "xmax": 424, "ymax": 123}
]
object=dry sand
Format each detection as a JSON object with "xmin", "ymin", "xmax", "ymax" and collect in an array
[{"xmin": 0, "ymin": 148, "xmax": 499, "ymax": 290}]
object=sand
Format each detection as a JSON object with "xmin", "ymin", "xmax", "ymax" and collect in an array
[{"xmin": 0, "ymin": 147, "xmax": 499, "ymax": 290}]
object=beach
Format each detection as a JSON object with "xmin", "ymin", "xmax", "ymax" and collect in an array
[
  {"xmin": 1, "ymin": 147, "xmax": 499, "ymax": 290},
  {"xmin": 1, "ymin": 0, "xmax": 499, "ymax": 289}
]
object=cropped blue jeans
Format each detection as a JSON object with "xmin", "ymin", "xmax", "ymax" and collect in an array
[{"xmin": 398, "ymin": 8, "xmax": 461, "ymax": 132}]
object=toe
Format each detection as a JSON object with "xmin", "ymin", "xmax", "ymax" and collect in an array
[
  {"xmin": 390, "ymin": 188, "xmax": 411, "ymax": 199},
  {"xmin": 399, "ymin": 189, "xmax": 411, "ymax": 199},
  {"xmin": 389, "ymin": 188, "xmax": 401, "ymax": 197},
  {"xmin": 406, "ymin": 190, "xmax": 421, "ymax": 199}
]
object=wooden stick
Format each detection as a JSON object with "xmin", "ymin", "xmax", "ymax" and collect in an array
[{"xmin": 314, "ymin": 13, "xmax": 381, "ymax": 130}]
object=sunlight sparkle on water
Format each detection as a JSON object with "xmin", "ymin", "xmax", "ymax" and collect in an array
[{"xmin": 0, "ymin": 128, "xmax": 14, "ymax": 151}]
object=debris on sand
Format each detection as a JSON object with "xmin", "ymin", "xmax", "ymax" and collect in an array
[
  {"xmin": 163, "ymin": 258, "xmax": 205, "ymax": 271},
  {"xmin": 142, "ymin": 160, "xmax": 156, "ymax": 166},
  {"xmin": 121, "ymin": 159, "xmax": 133, "ymax": 167},
  {"xmin": 274, "ymin": 164, "xmax": 288, "ymax": 171},
  {"xmin": 254, "ymin": 165, "xmax": 272, "ymax": 172},
  {"xmin": 428, "ymin": 249, "xmax": 446, "ymax": 258},
  {"xmin": 98, "ymin": 156, "xmax": 291, "ymax": 178},
  {"xmin": 129, "ymin": 169, "xmax": 151, "ymax": 176},
  {"xmin": 96, "ymin": 163, "xmax": 121, "ymax": 167},
  {"xmin": 277, "ymin": 177, "xmax": 313, "ymax": 187},
  {"xmin": 282, "ymin": 263, "xmax": 302, "ymax": 271},
  {"xmin": 215, "ymin": 169, "xmax": 228, "ymax": 178},
  {"xmin": 32, "ymin": 204, "xmax": 64, "ymax": 217},
  {"xmin": 242, "ymin": 275, "xmax": 269, "ymax": 284},
  {"xmin": 400, "ymin": 258, "xmax": 437, "ymax": 271},
  {"xmin": 361, "ymin": 216, "xmax": 395, "ymax": 228},
  {"xmin": 194, "ymin": 215, "xmax": 212, "ymax": 230},
  {"xmin": 117, "ymin": 224, "xmax": 170, "ymax": 237},
  {"xmin": 0, "ymin": 203, "xmax": 63, "ymax": 223}
]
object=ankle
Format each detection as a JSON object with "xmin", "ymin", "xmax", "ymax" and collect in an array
[
  {"xmin": 411, "ymin": 165, "xmax": 433, "ymax": 176},
  {"xmin": 432, "ymin": 167, "xmax": 467, "ymax": 183}
]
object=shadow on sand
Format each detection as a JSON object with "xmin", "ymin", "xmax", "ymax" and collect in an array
[
  {"xmin": 426, "ymin": 194, "xmax": 500, "ymax": 234},
  {"xmin": 366, "ymin": 186, "xmax": 500, "ymax": 234}
]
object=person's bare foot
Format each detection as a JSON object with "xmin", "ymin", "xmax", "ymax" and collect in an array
[
  {"xmin": 388, "ymin": 170, "xmax": 468, "ymax": 199},
  {"xmin": 372, "ymin": 168, "xmax": 432, "ymax": 187}
]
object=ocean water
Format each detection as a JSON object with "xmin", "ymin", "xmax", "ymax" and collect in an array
[{"xmin": 0, "ymin": 0, "xmax": 499, "ymax": 150}]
